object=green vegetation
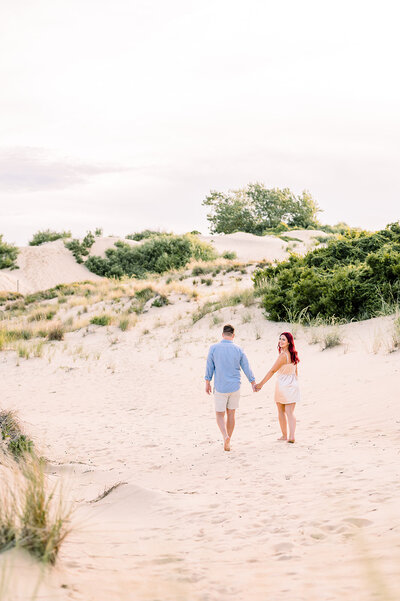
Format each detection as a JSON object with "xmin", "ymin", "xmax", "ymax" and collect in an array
[
  {"xmin": 64, "ymin": 231, "xmax": 95, "ymax": 263},
  {"xmin": 203, "ymin": 183, "xmax": 321, "ymax": 234},
  {"xmin": 0, "ymin": 411, "xmax": 34, "ymax": 460},
  {"xmin": 1, "ymin": 412, "xmax": 70, "ymax": 564},
  {"xmin": 222, "ymin": 250, "xmax": 237, "ymax": 260},
  {"xmin": 90, "ymin": 315, "xmax": 112, "ymax": 326},
  {"xmin": 85, "ymin": 234, "xmax": 217, "ymax": 278},
  {"xmin": 152, "ymin": 294, "xmax": 169, "ymax": 308},
  {"xmin": 126, "ymin": 229, "xmax": 171, "ymax": 241},
  {"xmin": 29, "ymin": 229, "xmax": 71, "ymax": 246},
  {"xmin": 253, "ymin": 223, "xmax": 400, "ymax": 322},
  {"xmin": 0, "ymin": 235, "xmax": 19, "ymax": 270}
]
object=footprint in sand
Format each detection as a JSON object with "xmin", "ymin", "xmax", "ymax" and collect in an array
[{"xmin": 343, "ymin": 517, "xmax": 373, "ymax": 528}]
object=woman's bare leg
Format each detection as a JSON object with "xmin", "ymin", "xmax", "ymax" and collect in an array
[
  {"xmin": 276, "ymin": 403, "xmax": 287, "ymax": 440},
  {"xmin": 285, "ymin": 403, "xmax": 296, "ymax": 442}
]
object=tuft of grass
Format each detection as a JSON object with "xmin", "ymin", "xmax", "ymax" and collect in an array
[
  {"xmin": 321, "ymin": 327, "xmax": 343, "ymax": 350},
  {"xmin": 222, "ymin": 250, "xmax": 237, "ymax": 260},
  {"xmin": 151, "ymin": 294, "xmax": 169, "ymax": 308},
  {"xmin": 19, "ymin": 461, "xmax": 70, "ymax": 564},
  {"xmin": 0, "ymin": 410, "xmax": 34, "ymax": 460},
  {"xmin": 47, "ymin": 325, "xmax": 65, "ymax": 341},
  {"xmin": 119, "ymin": 318, "xmax": 130, "ymax": 331},
  {"xmin": 242, "ymin": 312, "xmax": 252, "ymax": 324},
  {"xmin": 388, "ymin": 314, "xmax": 400, "ymax": 352},
  {"xmin": 90, "ymin": 315, "xmax": 112, "ymax": 326}
]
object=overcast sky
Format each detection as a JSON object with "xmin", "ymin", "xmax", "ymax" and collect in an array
[{"xmin": 1, "ymin": 0, "xmax": 399, "ymax": 245}]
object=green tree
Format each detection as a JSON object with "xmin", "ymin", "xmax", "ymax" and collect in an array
[
  {"xmin": 202, "ymin": 190, "xmax": 257, "ymax": 234},
  {"xmin": 0, "ymin": 235, "xmax": 19, "ymax": 270},
  {"xmin": 202, "ymin": 184, "xmax": 321, "ymax": 234}
]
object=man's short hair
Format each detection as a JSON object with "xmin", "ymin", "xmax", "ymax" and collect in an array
[{"xmin": 223, "ymin": 324, "xmax": 235, "ymax": 335}]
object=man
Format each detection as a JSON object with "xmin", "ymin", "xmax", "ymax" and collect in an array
[{"xmin": 205, "ymin": 324, "xmax": 256, "ymax": 451}]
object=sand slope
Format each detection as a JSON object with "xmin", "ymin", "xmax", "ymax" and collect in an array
[
  {"xmin": 201, "ymin": 229, "xmax": 327, "ymax": 262},
  {"xmin": 0, "ymin": 271, "xmax": 399, "ymax": 600},
  {"xmin": 0, "ymin": 239, "xmax": 102, "ymax": 294}
]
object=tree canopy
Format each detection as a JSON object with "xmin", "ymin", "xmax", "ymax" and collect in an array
[{"xmin": 202, "ymin": 183, "xmax": 321, "ymax": 234}]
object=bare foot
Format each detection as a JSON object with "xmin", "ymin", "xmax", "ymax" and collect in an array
[
  {"xmin": 278, "ymin": 436, "xmax": 287, "ymax": 441},
  {"xmin": 287, "ymin": 439, "xmax": 295, "ymax": 444},
  {"xmin": 224, "ymin": 437, "xmax": 231, "ymax": 451}
]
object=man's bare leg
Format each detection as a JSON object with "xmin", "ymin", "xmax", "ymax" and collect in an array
[
  {"xmin": 216, "ymin": 411, "xmax": 230, "ymax": 450},
  {"xmin": 226, "ymin": 409, "xmax": 236, "ymax": 438},
  {"xmin": 276, "ymin": 402, "xmax": 287, "ymax": 440}
]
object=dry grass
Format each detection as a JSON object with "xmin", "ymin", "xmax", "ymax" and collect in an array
[{"xmin": 0, "ymin": 414, "xmax": 70, "ymax": 565}]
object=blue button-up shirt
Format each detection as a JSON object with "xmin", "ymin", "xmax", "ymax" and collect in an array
[{"xmin": 205, "ymin": 339, "xmax": 255, "ymax": 393}]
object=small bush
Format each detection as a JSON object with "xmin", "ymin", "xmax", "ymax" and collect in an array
[
  {"xmin": 65, "ymin": 231, "xmax": 95, "ymax": 263},
  {"xmin": 0, "ymin": 235, "xmax": 19, "ymax": 270},
  {"xmin": 90, "ymin": 315, "xmax": 111, "ymax": 326},
  {"xmin": 29, "ymin": 229, "xmax": 71, "ymax": 246},
  {"xmin": 152, "ymin": 295, "xmax": 169, "ymax": 308},
  {"xmin": 0, "ymin": 410, "xmax": 34, "ymax": 460},
  {"xmin": 47, "ymin": 325, "xmax": 64, "ymax": 341},
  {"xmin": 222, "ymin": 250, "xmax": 237, "ymax": 260}
]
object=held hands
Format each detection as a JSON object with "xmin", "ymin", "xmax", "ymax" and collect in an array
[
  {"xmin": 254, "ymin": 382, "xmax": 263, "ymax": 392},
  {"xmin": 251, "ymin": 381, "xmax": 258, "ymax": 393}
]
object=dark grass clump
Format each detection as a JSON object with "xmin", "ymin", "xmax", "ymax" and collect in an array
[
  {"xmin": 90, "ymin": 315, "xmax": 112, "ymax": 326},
  {"xmin": 47, "ymin": 325, "xmax": 65, "ymax": 341},
  {"xmin": 0, "ymin": 410, "xmax": 34, "ymax": 460}
]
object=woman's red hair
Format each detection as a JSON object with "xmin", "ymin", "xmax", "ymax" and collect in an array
[{"xmin": 278, "ymin": 332, "xmax": 300, "ymax": 365}]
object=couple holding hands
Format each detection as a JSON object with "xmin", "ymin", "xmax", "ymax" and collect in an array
[{"xmin": 205, "ymin": 324, "xmax": 300, "ymax": 451}]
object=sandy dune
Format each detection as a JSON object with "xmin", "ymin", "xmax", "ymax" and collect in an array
[
  {"xmin": 1, "ymin": 260, "xmax": 399, "ymax": 600},
  {"xmin": 201, "ymin": 229, "xmax": 327, "ymax": 262},
  {"xmin": 0, "ymin": 239, "xmax": 102, "ymax": 294}
]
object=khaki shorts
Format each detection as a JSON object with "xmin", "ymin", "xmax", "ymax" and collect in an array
[{"xmin": 214, "ymin": 389, "xmax": 240, "ymax": 412}]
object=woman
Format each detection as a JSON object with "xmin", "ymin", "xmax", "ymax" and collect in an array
[{"xmin": 255, "ymin": 332, "xmax": 300, "ymax": 443}]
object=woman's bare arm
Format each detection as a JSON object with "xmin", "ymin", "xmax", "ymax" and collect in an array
[{"xmin": 255, "ymin": 354, "xmax": 286, "ymax": 390}]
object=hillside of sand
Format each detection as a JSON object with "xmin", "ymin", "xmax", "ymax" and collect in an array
[
  {"xmin": 0, "ymin": 250, "xmax": 399, "ymax": 601},
  {"xmin": 0, "ymin": 230, "xmax": 325, "ymax": 295}
]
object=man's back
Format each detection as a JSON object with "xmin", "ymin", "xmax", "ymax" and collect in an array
[{"xmin": 205, "ymin": 339, "xmax": 254, "ymax": 393}]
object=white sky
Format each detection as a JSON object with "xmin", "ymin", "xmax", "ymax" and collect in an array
[{"xmin": 1, "ymin": 0, "xmax": 399, "ymax": 244}]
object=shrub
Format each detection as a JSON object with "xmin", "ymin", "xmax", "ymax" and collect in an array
[
  {"xmin": 47, "ymin": 325, "xmax": 64, "ymax": 341},
  {"xmin": 0, "ymin": 410, "xmax": 34, "ymax": 460},
  {"xmin": 86, "ymin": 235, "xmax": 216, "ymax": 278},
  {"xmin": 253, "ymin": 222, "xmax": 400, "ymax": 322},
  {"xmin": 29, "ymin": 229, "xmax": 71, "ymax": 246},
  {"xmin": 126, "ymin": 229, "xmax": 170, "ymax": 241},
  {"xmin": 152, "ymin": 295, "xmax": 169, "ymax": 308},
  {"xmin": 0, "ymin": 234, "xmax": 19, "ymax": 270},
  {"xmin": 90, "ymin": 315, "xmax": 111, "ymax": 326},
  {"xmin": 65, "ymin": 231, "xmax": 95, "ymax": 263},
  {"xmin": 222, "ymin": 250, "xmax": 237, "ymax": 260}
]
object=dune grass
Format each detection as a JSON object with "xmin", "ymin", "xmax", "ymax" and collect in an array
[{"xmin": 0, "ymin": 412, "xmax": 70, "ymax": 565}]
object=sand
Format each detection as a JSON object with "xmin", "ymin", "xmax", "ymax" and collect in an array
[
  {"xmin": 0, "ymin": 246, "xmax": 399, "ymax": 601},
  {"xmin": 201, "ymin": 230, "xmax": 327, "ymax": 262}
]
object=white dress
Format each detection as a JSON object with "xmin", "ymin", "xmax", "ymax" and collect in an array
[{"xmin": 274, "ymin": 353, "xmax": 300, "ymax": 405}]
